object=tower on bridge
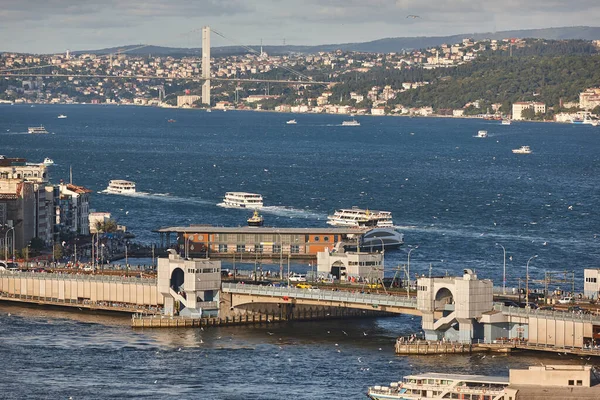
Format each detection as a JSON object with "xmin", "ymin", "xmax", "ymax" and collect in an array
[{"xmin": 202, "ymin": 26, "xmax": 211, "ymax": 106}]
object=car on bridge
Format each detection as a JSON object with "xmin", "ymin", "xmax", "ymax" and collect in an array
[
  {"xmin": 289, "ymin": 274, "xmax": 307, "ymax": 282},
  {"xmin": 295, "ymin": 282, "xmax": 312, "ymax": 289}
]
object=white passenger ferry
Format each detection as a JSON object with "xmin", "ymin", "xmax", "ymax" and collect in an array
[
  {"xmin": 327, "ymin": 207, "xmax": 393, "ymax": 228},
  {"xmin": 342, "ymin": 119, "xmax": 360, "ymax": 126},
  {"xmin": 367, "ymin": 372, "xmax": 509, "ymax": 400},
  {"xmin": 104, "ymin": 180, "xmax": 136, "ymax": 195},
  {"xmin": 220, "ymin": 192, "xmax": 263, "ymax": 209},
  {"xmin": 28, "ymin": 125, "xmax": 49, "ymax": 134}
]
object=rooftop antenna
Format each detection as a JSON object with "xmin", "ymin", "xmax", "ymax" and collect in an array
[{"xmin": 260, "ymin": 38, "xmax": 263, "ymax": 57}]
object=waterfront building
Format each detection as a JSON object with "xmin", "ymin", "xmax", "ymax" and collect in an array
[
  {"xmin": 155, "ymin": 225, "xmax": 368, "ymax": 260},
  {"xmin": 0, "ymin": 157, "xmax": 51, "ymax": 248},
  {"xmin": 157, "ymin": 249, "xmax": 221, "ymax": 317},
  {"xmin": 584, "ymin": 268, "xmax": 600, "ymax": 299},
  {"xmin": 176, "ymin": 94, "xmax": 200, "ymax": 107},
  {"xmin": 579, "ymin": 88, "xmax": 600, "ymax": 110},
  {"xmin": 512, "ymin": 101, "xmax": 546, "ymax": 120},
  {"xmin": 56, "ymin": 182, "xmax": 92, "ymax": 236},
  {"xmin": 89, "ymin": 211, "xmax": 111, "ymax": 234},
  {"xmin": 317, "ymin": 249, "xmax": 383, "ymax": 281}
]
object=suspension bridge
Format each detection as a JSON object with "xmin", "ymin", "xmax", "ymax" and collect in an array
[{"xmin": 0, "ymin": 26, "xmax": 332, "ymax": 105}]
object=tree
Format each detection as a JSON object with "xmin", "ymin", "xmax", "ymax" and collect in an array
[
  {"xmin": 520, "ymin": 107, "xmax": 536, "ymax": 120},
  {"xmin": 592, "ymin": 105, "xmax": 600, "ymax": 116},
  {"xmin": 96, "ymin": 219, "xmax": 118, "ymax": 233}
]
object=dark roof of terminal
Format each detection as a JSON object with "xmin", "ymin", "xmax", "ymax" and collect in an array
[{"xmin": 154, "ymin": 226, "xmax": 368, "ymax": 234}]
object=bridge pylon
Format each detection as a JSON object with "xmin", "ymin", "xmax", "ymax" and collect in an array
[{"xmin": 202, "ymin": 26, "xmax": 211, "ymax": 106}]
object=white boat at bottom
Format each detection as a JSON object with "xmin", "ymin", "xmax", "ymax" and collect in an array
[{"xmin": 367, "ymin": 372, "xmax": 509, "ymax": 400}]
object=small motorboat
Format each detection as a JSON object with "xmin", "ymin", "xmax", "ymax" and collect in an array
[
  {"xmin": 43, "ymin": 157, "xmax": 54, "ymax": 166},
  {"xmin": 57, "ymin": 114, "xmax": 67, "ymax": 119},
  {"xmin": 474, "ymin": 130, "xmax": 488, "ymax": 138},
  {"xmin": 247, "ymin": 210, "xmax": 264, "ymax": 227},
  {"xmin": 286, "ymin": 119, "xmax": 297, "ymax": 125}
]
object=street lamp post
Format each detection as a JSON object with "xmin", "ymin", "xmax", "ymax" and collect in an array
[
  {"xmin": 3, "ymin": 226, "xmax": 15, "ymax": 262},
  {"xmin": 526, "ymin": 255, "xmax": 538, "ymax": 306},
  {"xmin": 277, "ymin": 231, "xmax": 283, "ymax": 280},
  {"xmin": 185, "ymin": 234, "xmax": 193, "ymax": 259},
  {"xmin": 496, "ymin": 243, "xmax": 506, "ymax": 294},
  {"xmin": 407, "ymin": 246, "xmax": 418, "ymax": 298}
]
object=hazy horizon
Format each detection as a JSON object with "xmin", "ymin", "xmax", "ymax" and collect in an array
[{"xmin": 1, "ymin": 0, "xmax": 600, "ymax": 53}]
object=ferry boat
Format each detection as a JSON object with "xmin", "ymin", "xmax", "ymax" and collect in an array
[
  {"xmin": 43, "ymin": 157, "xmax": 54, "ymax": 166},
  {"xmin": 512, "ymin": 145, "xmax": 532, "ymax": 154},
  {"xmin": 474, "ymin": 130, "xmax": 488, "ymax": 138},
  {"xmin": 327, "ymin": 207, "xmax": 394, "ymax": 228},
  {"xmin": 57, "ymin": 114, "xmax": 67, "ymax": 119},
  {"xmin": 221, "ymin": 192, "xmax": 263, "ymax": 209},
  {"xmin": 247, "ymin": 210, "xmax": 264, "ymax": 227},
  {"xmin": 104, "ymin": 180, "xmax": 136, "ymax": 194},
  {"xmin": 342, "ymin": 119, "xmax": 360, "ymax": 126},
  {"xmin": 367, "ymin": 372, "xmax": 509, "ymax": 400},
  {"xmin": 501, "ymin": 119, "xmax": 511, "ymax": 125},
  {"xmin": 286, "ymin": 119, "xmax": 297, "ymax": 125},
  {"xmin": 28, "ymin": 125, "xmax": 49, "ymax": 134}
]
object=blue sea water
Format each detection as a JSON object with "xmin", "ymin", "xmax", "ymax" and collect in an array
[{"xmin": 0, "ymin": 105, "xmax": 599, "ymax": 398}]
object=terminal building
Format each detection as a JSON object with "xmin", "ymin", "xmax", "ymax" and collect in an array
[{"xmin": 155, "ymin": 226, "xmax": 370, "ymax": 260}]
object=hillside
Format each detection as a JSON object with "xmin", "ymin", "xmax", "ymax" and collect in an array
[{"xmin": 72, "ymin": 26, "xmax": 600, "ymax": 56}]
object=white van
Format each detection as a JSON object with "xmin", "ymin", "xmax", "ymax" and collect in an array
[{"xmin": 289, "ymin": 274, "xmax": 307, "ymax": 282}]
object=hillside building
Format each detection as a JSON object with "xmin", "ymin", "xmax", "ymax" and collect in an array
[{"xmin": 512, "ymin": 102, "xmax": 546, "ymax": 120}]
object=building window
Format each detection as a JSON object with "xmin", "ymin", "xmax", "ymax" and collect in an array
[
  {"xmin": 568, "ymin": 380, "xmax": 574, "ymax": 386},
  {"xmin": 273, "ymin": 244, "xmax": 281, "ymax": 253},
  {"xmin": 314, "ymin": 236, "xmax": 320, "ymax": 242},
  {"xmin": 255, "ymin": 244, "xmax": 263, "ymax": 253},
  {"xmin": 236, "ymin": 244, "xmax": 245, "ymax": 252},
  {"xmin": 218, "ymin": 244, "xmax": 228, "ymax": 252},
  {"xmin": 290, "ymin": 245, "xmax": 300, "ymax": 254},
  {"xmin": 577, "ymin": 380, "xmax": 582, "ymax": 386},
  {"xmin": 324, "ymin": 236, "xmax": 329, "ymax": 242}
]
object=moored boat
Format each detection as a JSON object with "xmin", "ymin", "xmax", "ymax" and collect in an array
[
  {"xmin": 367, "ymin": 371, "xmax": 509, "ymax": 399},
  {"xmin": 501, "ymin": 119, "xmax": 511, "ymax": 125},
  {"xmin": 327, "ymin": 207, "xmax": 393, "ymax": 228}
]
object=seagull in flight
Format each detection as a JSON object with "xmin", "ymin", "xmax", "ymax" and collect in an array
[{"xmin": 406, "ymin": 15, "xmax": 421, "ymax": 19}]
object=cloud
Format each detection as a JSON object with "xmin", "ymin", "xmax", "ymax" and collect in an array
[{"xmin": 0, "ymin": 0, "xmax": 251, "ymax": 25}]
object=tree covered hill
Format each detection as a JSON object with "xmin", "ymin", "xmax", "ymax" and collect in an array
[{"xmin": 325, "ymin": 40, "xmax": 600, "ymax": 112}]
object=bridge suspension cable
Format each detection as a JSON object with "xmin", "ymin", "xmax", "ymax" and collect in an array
[{"xmin": 210, "ymin": 28, "xmax": 316, "ymax": 83}]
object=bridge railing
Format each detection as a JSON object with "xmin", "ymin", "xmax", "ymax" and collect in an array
[
  {"xmin": 495, "ymin": 304, "xmax": 600, "ymax": 324},
  {"xmin": 0, "ymin": 271, "xmax": 157, "ymax": 285},
  {"xmin": 222, "ymin": 283, "xmax": 418, "ymax": 308}
]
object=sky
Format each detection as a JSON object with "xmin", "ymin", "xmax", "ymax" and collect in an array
[{"xmin": 1, "ymin": 0, "xmax": 599, "ymax": 53}]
